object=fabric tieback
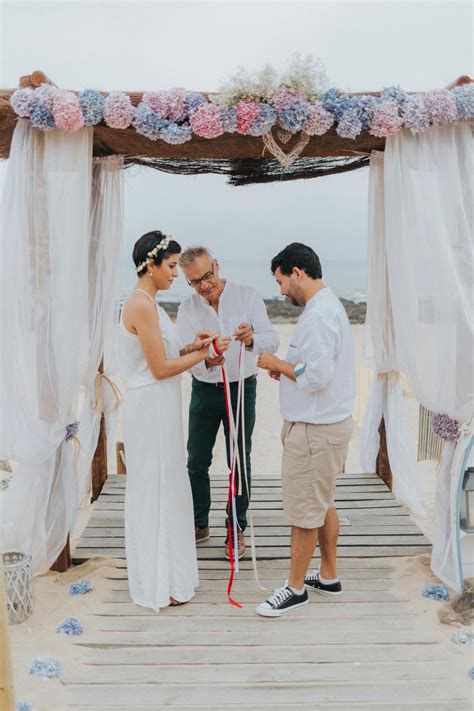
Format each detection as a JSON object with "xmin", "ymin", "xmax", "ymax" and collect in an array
[{"xmin": 93, "ymin": 372, "xmax": 123, "ymax": 414}]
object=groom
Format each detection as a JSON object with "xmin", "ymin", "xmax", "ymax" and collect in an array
[
  {"xmin": 177, "ymin": 246, "xmax": 279, "ymax": 559},
  {"xmin": 256, "ymin": 242, "xmax": 355, "ymax": 617}
]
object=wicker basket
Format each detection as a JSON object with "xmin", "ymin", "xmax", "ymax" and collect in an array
[{"xmin": 3, "ymin": 551, "xmax": 34, "ymax": 624}]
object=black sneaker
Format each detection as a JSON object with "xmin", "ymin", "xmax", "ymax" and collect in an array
[
  {"xmin": 305, "ymin": 569, "xmax": 342, "ymax": 597},
  {"xmin": 256, "ymin": 585, "xmax": 309, "ymax": 617}
]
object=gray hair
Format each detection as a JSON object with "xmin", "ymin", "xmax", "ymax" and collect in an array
[{"xmin": 179, "ymin": 245, "xmax": 213, "ymax": 268}]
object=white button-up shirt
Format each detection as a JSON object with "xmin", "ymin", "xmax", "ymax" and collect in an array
[
  {"xmin": 280, "ymin": 287, "xmax": 356, "ymax": 424},
  {"xmin": 177, "ymin": 282, "xmax": 279, "ymax": 383}
]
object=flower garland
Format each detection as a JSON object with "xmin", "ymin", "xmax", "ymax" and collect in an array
[{"xmin": 10, "ymin": 77, "xmax": 474, "ymax": 145}]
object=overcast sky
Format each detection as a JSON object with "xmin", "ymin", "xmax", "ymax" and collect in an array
[{"xmin": 1, "ymin": 0, "xmax": 472, "ymax": 296}]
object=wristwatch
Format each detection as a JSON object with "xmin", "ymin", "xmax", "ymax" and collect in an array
[{"xmin": 294, "ymin": 362, "xmax": 307, "ymax": 378}]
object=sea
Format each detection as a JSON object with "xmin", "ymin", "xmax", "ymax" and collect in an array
[{"xmin": 120, "ymin": 257, "xmax": 367, "ymax": 304}]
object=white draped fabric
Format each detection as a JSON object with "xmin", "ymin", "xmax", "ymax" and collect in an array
[
  {"xmin": 0, "ymin": 121, "xmax": 123, "ymax": 574},
  {"xmin": 362, "ymin": 124, "xmax": 474, "ymax": 590}
]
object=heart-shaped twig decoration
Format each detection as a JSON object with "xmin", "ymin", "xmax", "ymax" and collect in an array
[{"xmin": 262, "ymin": 130, "xmax": 310, "ymax": 167}]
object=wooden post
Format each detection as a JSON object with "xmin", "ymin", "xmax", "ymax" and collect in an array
[
  {"xmin": 91, "ymin": 359, "xmax": 108, "ymax": 502},
  {"xmin": 376, "ymin": 417, "xmax": 393, "ymax": 491},
  {"xmin": 50, "ymin": 534, "xmax": 71, "ymax": 573},
  {"xmin": 0, "ymin": 553, "xmax": 15, "ymax": 711},
  {"xmin": 116, "ymin": 441, "xmax": 126, "ymax": 475}
]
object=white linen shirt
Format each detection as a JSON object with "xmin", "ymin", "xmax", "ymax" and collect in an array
[
  {"xmin": 280, "ymin": 287, "xmax": 356, "ymax": 424},
  {"xmin": 177, "ymin": 282, "xmax": 279, "ymax": 384}
]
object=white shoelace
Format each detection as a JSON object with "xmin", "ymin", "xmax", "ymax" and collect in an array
[
  {"xmin": 305, "ymin": 569, "xmax": 320, "ymax": 583},
  {"xmin": 266, "ymin": 586, "xmax": 293, "ymax": 608}
]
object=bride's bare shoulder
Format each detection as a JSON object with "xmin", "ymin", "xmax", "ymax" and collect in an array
[{"xmin": 123, "ymin": 291, "xmax": 159, "ymax": 332}]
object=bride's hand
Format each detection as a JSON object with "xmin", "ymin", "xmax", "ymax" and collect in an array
[{"xmin": 191, "ymin": 330, "xmax": 216, "ymax": 351}]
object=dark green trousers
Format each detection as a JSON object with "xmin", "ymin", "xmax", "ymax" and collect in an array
[{"xmin": 187, "ymin": 375, "xmax": 257, "ymax": 531}]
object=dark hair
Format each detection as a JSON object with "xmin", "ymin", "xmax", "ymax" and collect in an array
[
  {"xmin": 133, "ymin": 231, "xmax": 181, "ymax": 277},
  {"xmin": 271, "ymin": 242, "xmax": 322, "ymax": 279}
]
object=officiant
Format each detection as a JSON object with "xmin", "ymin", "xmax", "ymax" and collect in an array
[{"xmin": 177, "ymin": 246, "xmax": 279, "ymax": 560}]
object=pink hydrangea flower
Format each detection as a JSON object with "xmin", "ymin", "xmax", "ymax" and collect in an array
[
  {"xmin": 34, "ymin": 84, "xmax": 57, "ymax": 110},
  {"xmin": 143, "ymin": 91, "xmax": 171, "ymax": 119},
  {"xmin": 235, "ymin": 101, "xmax": 260, "ymax": 135},
  {"xmin": 423, "ymin": 89, "xmax": 458, "ymax": 126},
  {"xmin": 189, "ymin": 103, "xmax": 223, "ymax": 139},
  {"xmin": 305, "ymin": 100, "xmax": 334, "ymax": 135},
  {"xmin": 52, "ymin": 90, "xmax": 85, "ymax": 132},
  {"xmin": 103, "ymin": 92, "xmax": 135, "ymax": 129},
  {"xmin": 369, "ymin": 100, "xmax": 403, "ymax": 137},
  {"xmin": 143, "ymin": 88, "xmax": 188, "ymax": 122},
  {"xmin": 271, "ymin": 88, "xmax": 305, "ymax": 112}
]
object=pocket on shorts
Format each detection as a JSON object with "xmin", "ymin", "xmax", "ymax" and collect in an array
[{"xmin": 281, "ymin": 421, "xmax": 295, "ymax": 445}]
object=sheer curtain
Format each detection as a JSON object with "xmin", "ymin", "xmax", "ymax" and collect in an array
[
  {"xmin": 360, "ymin": 151, "xmax": 425, "ymax": 518},
  {"xmin": 362, "ymin": 123, "xmax": 473, "ymax": 590},
  {"xmin": 0, "ymin": 121, "xmax": 124, "ymax": 574}
]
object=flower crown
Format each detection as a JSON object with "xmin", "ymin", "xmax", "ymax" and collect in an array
[{"xmin": 136, "ymin": 234, "xmax": 172, "ymax": 273}]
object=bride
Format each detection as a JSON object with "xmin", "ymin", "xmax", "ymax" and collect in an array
[{"xmin": 119, "ymin": 230, "xmax": 230, "ymax": 611}]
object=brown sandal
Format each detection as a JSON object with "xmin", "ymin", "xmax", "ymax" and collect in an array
[{"xmin": 169, "ymin": 597, "xmax": 187, "ymax": 607}]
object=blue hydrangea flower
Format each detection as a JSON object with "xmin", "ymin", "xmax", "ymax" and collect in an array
[
  {"xmin": 220, "ymin": 106, "xmax": 237, "ymax": 133},
  {"xmin": 354, "ymin": 95, "xmax": 380, "ymax": 130},
  {"xmin": 402, "ymin": 94, "xmax": 430, "ymax": 134},
  {"xmin": 10, "ymin": 88, "xmax": 38, "ymax": 118},
  {"xmin": 133, "ymin": 103, "xmax": 168, "ymax": 140},
  {"xmin": 381, "ymin": 85, "xmax": 408, "ymax": 107},
  {"xmin": 16, "ymin": 702, "xmax": 33, "ymax": 711},
  {"xmin": 248, "ymin": 104, "xmax": 277, "ymax": 136},
  {"xmin": 452, "ymin": 627, "xmax": 474, "ymax": 644},
  {"xmin": 29, "ymin": 656, "xmax": 61, "ymax": 678},
  {"xmin": 322, "ymin": 88, "xmax": 352, "ymax": 121},
  {"xmin": 185, "ymin": 91, "xmax": 207, "ymax": 115},
  {"xmin": 79, "ymin": 89, "xmax": 105, "ymax": 126},
  {"xmin": 30, "ymin": 104, "xmax": 55, "ymax": 131},
  {"xmin": 469, "ymin": 667, "xmax": 474, "ymax": 680},
  {"xmin": 422, "ymin": 583, "xmax": 449, "ymax": 601},
  {"xmin": 160, "ymin": 122, "xmax": 193, "ymax": 144},
  {"xmin": 336, "ymin": 108, "xmax": 362, "ymax": 139},
  {"xmin": 453, "ymin": 85, "xmax": 474, "ymax": 119},
  {"xmin": 69, "ymin": 579, "xmax": 94, "ymax": 596},
  {"xmin": 278, "ymin": 100, "xmax": 310, "ymax": 133},
  {"xmin": 57, "ymin": 617, "xmax": 84, "ymax": 636}
]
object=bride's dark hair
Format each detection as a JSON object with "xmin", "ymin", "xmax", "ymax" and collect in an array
[{"xmin": 133, "ymin": 231, "xmax": 181, "ymax": 277}]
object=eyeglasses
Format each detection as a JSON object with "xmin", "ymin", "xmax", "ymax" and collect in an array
[{"xmin": 186, "ymin": 265, "xmax": 215, "ymax": 288}]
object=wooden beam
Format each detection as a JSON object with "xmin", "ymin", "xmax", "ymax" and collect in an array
[
  {"xmin": 0, "ymin": 553, "xmax": 15, "ymax": 710},
  {"xmin": 376, "ymin": 417, "xmax": 393, "ymax": 491},
  {"xmin": 116, "ymin": 442, "xmax": 126, "ymax": 475},
  {"xmin": 91, "ymin": 359, "xmax": 108, "ymax": 502}
]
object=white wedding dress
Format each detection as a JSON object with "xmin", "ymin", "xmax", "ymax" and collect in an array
[{"xmin": 119, "ymin": 292, "xmax": 199, "ymax": 611}]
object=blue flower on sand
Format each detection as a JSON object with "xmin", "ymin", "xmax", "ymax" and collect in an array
[
  {"xmin": 29, "ymin": 656, "xmax": 61, "ymax": 678},
  {"xmin": 57, "ymin": 617, "xmax": 84, "ymax": 636},
  {"xmin": 422, "ymin": 583, "xmax": 449, "ymax": 601},
  {"xmin": 69, "ymin": 579, "xmax": 94, "ymax": 596}
]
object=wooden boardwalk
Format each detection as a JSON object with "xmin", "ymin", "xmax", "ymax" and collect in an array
[{"xmin": 66, "ymin": 474, "xmax": 471, "ymax": 709}]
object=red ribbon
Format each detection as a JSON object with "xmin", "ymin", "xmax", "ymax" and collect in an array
[{"xmin": 213, "ymin": 338, "xmax": 243, "ymax": 609}]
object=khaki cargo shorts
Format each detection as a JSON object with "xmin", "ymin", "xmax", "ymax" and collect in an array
[{"xmin": 281, "ymin": 417, "xmax": 353, "ymax": 529}]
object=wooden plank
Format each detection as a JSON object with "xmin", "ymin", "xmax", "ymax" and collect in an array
[
  {"xmin": 79, "ymin": 642, "xmax": 449, "ymax": 665},
  {"xmin": 65, "ymin": 659, "xmax": 449, "ymax": 685},
  {"xmin": 77, "ymin": 626, "xmax": 440, "ymax": 646},
  {"xmin": 108, "ymin": 576, "xmax": 395, "ymax": 590},
  {"xmin": 67, "ymin": 681, "xmax": 467, "ymax": 706},
  {"xmin": 81, "ymin": 524, "xmax": 423, "ymax": 538},
  {"xmin": 73, "ymin": 545, "xmax": 430, "ymax": 560}
]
